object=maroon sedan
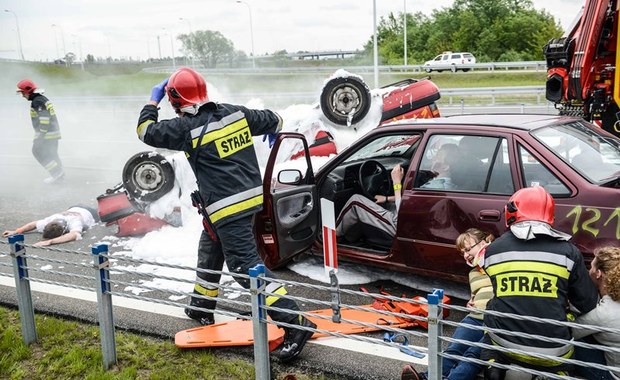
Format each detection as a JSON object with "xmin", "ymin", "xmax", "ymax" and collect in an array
[{"xmin": 255, "ymin": 114, "xmax": 620, "ymax": 283}]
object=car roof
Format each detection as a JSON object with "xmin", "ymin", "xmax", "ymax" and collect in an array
[{"xmin": 384, "ymin": 113, "xmax": 576, "ymax": 131}]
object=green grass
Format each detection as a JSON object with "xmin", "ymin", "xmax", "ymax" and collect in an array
[
  {"xmin": 0, "ymin": 306, "xmax": 335, "ymax": 380},
  {"xmin": 1, "ymin": 61, "xmax": 546, "ymax": 98}
]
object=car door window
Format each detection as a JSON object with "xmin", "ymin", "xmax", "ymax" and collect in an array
[
  {"xmin": 415, "ymin": 134, "xmax": 515, "ymax": 194},
  {"xmin": 270, "ymin": 135, "xmax": 311, "ymax": 192},
  {"xmin": 486, "ymin": 138, "xmax": 514, "ymax": 194},
  {"xmin": 518, "ymin": 144, "xmax": 571, "ymax": 196}
]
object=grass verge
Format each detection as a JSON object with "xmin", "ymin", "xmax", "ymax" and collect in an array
[{"xmin": 0, "ymin": 305, "xmax": 334, "ymax": 380}]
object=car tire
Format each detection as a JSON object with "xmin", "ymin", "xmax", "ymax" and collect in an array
[
  {"xmin": 320, "ymin": 76, "xmax": 371, "ymax": 126},
  {"xmin": 450, "ymin": 65, "xmax": 457, "ymax": 73},
  {"xmin": 425, "ymin": 67, "xmax": 432, "ymax": 73},
  {"xmin": 122, "ymin": 151, "xmax": 175, "ymax": 202}
]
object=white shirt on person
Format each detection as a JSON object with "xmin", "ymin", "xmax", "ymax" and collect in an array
[{"xmin": 35, "ymin": 207, "xmax": 96, "ymax": 235}]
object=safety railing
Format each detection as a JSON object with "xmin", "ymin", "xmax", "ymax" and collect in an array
[{"xmin": 2, "ymin": 236, "xmax": 618, "ymax": 380}]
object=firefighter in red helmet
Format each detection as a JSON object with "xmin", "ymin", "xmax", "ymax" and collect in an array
[
  {"xmin": 16, "ymin": 79, "xmax": 64, "ymax": 183},
  {"xmin": 481, "ymin": 186, "xmax": 599, "ymax": 379},
  {"xmin": 136, "ymin": 67, "xmax": 315, "ymax": 363}
]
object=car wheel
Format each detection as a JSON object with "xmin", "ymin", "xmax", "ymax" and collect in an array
[
  {"xmin": 320, "ymin": 76, "xmax": 371, "ymax": 126},
  {"xmin": 450, "ymin": 65, "xmax": 457, "ymax": 73},
  {"xmin": 425, "ymin": 67, "xmax": 432, "ymax": 73},
  {"xmin": 122, "ymin": 151, "xmax": 175, "ymax": 202}
]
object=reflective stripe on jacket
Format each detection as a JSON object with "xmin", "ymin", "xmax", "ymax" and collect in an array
[
  {"xmin": 483, "ymin": 232, "xmax": 598, "ymax": 352},
  {"xmin": 137, "ymin": 102, "xmax": 282, "ymax": 227},
  {"xmin": 30, "ymin": 93, "xmax": 61, "ymax": 140}
]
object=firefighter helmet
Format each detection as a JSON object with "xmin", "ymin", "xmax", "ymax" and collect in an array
[
  {"xmin": 16, "ymin": 79, "xmax": 37, "ymax": 96},
  {"xmin": 505, "ymin": 186, "xmax": 555, "ymax": 227},
  {"xmin": 165, "ymin": 67, "xmax": 208, "ymax": 115}
]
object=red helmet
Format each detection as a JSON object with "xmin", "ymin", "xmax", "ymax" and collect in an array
[
  {"xmin": 16, "ymin": 79, "xmax": 37, "ymax": 96},
  {"xmin": 505, "ymin": 186, "xmax": 555, "ymax": 227},
  {"xmin": 165, "ymin": 67, "xmax": 208, "ymax": 114}
]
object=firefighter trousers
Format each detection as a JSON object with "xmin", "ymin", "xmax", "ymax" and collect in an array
[
  {"xmin": 192, "ymin": 215, "xmax": 301, "ymax": 324},
  {"xmin": 32, "ymin": 138, "xmax": 63, "ymax": 177}
]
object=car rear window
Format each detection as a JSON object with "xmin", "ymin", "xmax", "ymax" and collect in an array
[{"xmin": 532, "ymin": 122, "xmax": 620, "ymax": 184}]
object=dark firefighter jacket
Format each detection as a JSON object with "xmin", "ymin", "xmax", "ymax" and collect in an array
[
  {"xmin": 29, "ymin": 93, "xmax": 61, "ymax": 140},
  {"xmin": 137, "ymin": 102, "xmax": 282, "ymax": 227},
  {"xmin": 483, "ymin": 232, "xmax": 598, "ymax": 357}
]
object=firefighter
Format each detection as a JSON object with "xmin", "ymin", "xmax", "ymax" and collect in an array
[
  {"xmin": 136, "ymin": 67, "xmax": 316, "ymax": 363},
  {"xmin": 16, "ymin": 79, "xmax": 64, "ymax": 183},
  {"xmin": 481, "ymin": 186, "xmax": 599, "ymax": 379}
]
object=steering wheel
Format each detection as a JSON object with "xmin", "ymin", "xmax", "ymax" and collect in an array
[{"xmin": 358, "ymin": 160, "xmax": 391, "ymax": 199}]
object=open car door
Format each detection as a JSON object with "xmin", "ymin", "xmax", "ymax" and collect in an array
[{"xmin": 255, "ymin": 132, "xmax": 319, "ymax": 269}]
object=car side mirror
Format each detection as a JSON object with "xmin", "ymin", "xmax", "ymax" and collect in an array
[{"xmin": 278, "ymin": 169, "xmax": 302, "ymax": 185}]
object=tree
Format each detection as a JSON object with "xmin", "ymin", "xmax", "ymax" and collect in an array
[
  {"xmin": 365, "ymin": 0, "xmax": 562, "ymax": 64},
  {"xmin": 178, "ymin": 30, "xmax": 235, "ymax": 68}
]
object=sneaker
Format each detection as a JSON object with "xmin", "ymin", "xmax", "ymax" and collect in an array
[
  {"xmin": 184, "ymin": 306, "xmax": 214, "ymax": 326},
  {"xmin": 43, "ymin": 171, "xmax": 65, "ymax": 184},
  {"xmin": 401, "ymin": 364, "xmax": 426, "ymax": 380},
  {"xmin": 278, "ymin": 316, "xmax": 317, "ymax": 363}
]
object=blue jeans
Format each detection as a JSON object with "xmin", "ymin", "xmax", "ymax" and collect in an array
[
  {"xmin": 575, "ymin": 337, "xmax": 614, "ymax": 380},
  {"xmin": 442, "ymin": 316, "xmax": 484, "ymax": 380}
]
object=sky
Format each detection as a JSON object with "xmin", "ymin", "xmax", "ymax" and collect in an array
[{"xmin": 0, "ymin": 0, "xmax": 584, "ymax": 62}]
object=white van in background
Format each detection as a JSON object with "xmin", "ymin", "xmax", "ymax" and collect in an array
[{"xmin": 423, "ymin": 52, "xmax": 476, "ymax": 73}]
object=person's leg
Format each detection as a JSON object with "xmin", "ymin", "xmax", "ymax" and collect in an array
[
  {"xmin": 217, "ymin": 215, "xmax": 316, "ymax": 362},
  {"xmin": 34, "ymin": 139, "xmax": 63, "ymax": 180},
  {"xmin": 574, "ymin": 337, "xmax": 614, "ymax": 380},
  {"xmin": 443, "ymin": 316, "xmax": 484, "ymax": 380},
  {"xmin": 185, "ymin": 229, "xmax": 224, "ymax": 325},
  {"xmin": 335, "ymin": 194, "xmax": 396, "ymax": 241},
  {"xmin": 480, "ymin": 334, "xmax": 507, "ymax": 380}
]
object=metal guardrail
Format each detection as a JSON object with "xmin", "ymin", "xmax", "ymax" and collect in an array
[
  {"xmin": 142, "ymin": 61, "xmax": 547, "ymax": 74},
  {"xmin": 3, "ymin": 235, "xmax": 620, "ymax": 380}
]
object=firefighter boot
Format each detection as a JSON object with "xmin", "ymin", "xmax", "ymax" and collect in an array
[
  {"xmin": 278, "ymin": 316, "xmax": 317, "ymax": 363},
  {"xmin": 184, "ymin": 291, "xmax": 215, "ymax": 326}
]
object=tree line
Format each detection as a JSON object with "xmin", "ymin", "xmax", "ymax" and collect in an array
[{"xmin": 177, "ymin": 0, "xmax": 563, "ymax": 68}]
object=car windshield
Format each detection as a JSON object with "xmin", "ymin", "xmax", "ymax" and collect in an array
[
  {"xmin": 343, "ymin": 134, "xmax": 420, "ymax": 163},
  {"xmin": 532, "ymin": 121, "xmax": 620, "ymax": 184}
]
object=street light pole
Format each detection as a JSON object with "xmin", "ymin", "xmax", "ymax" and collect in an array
[
  {"xmin": 403, "ymin": 0, "xmax": 407, "ymax": 66},
  {"xmin": 163, "ymin": 28, "xmax": 176, "ymax": 70},
  {"xmin": 4, "ymin": 9, "xmax": 24, "ymax": 60},
  {"xmin": 179, "ymin": 17, "xmax": 194, "ymax": 67},
  {"xmin": 71, "ymin": 34, "xmax": 84, "ymax": 70},
  {"xmin": 236, "ymin": 0, "xmax": 256, "ymax": 69},
  {"xmin": 373, "ymin": 0, "xmax": 379, "ymax": 88},
  {"xmin": 51, "ymin": 24, "xmax": 66, "ymax": 58}
]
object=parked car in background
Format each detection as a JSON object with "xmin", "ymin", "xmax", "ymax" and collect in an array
[
  {"xmin": 424, "ymin": 52, "xmax": 476, "ymax": 73},
  {"xmin": 257, "ymin": 115, "xmax": 620, "ymax": 284}
]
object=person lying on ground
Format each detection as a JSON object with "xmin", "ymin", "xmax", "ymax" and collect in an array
[{"xmin": 2, "ymin": 206, "xmax": 99, "ymax": 247}]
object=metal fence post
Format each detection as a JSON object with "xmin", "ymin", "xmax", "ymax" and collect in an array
[
  {"xmin": 250, "ymin": 264, "xmax": 270, "ymax": 380},
  {"xmin": 426, "ymin": 288, "xmax": 444, "ymax": 380},
  {"xmin": 9, "ymin": 234, "xmax": 37, "ymax": 344},
  {"xmin": 92, "ymin": 244, "xmax": 117, "ymax": 370}
]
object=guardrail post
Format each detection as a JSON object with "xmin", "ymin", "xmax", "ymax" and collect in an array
[
  {"xmin": 426, "ymin": 288, "xmax": 444, "ymax": 380},
  {"xmin": 9, "ymin": 234, "xmax": 37, "ymax": 344},
  {"xmin": 460, "ymin": 98, "xmax": 465, "ymax": 115},
  {"xmin": 92, "ymin": 244, "xmax": 117, "ymax": 370},
  {"xmin": 250, "ymin": 264, "xmax": 270, "ymax": 380},
  {"xmin": 329, "ymin": 269, "xmax": 341, "ymax": 323}
]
